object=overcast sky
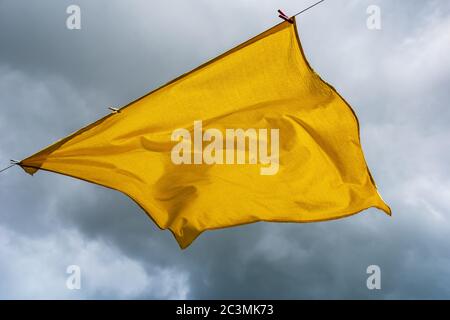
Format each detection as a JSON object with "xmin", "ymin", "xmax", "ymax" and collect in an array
[{"xmin": 0, "ymin": 0, "xmax": 449, "ymax": 299}]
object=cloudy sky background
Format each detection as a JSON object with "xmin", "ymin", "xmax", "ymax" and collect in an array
[{"xmin": 0, "ymin": 0, "xmax": 449, "ymax": 299}]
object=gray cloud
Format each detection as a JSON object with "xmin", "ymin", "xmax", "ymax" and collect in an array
[{"xmin": 1, "ymin": 0, "xmax": 450, "ymax": 299}]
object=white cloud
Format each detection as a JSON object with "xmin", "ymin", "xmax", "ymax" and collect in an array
[
  {"xmin": 383, "ymin": 11, "xmax": 450, "ymax": 97},
  {"xmin": 0, "ymin": 226, "xmax": 189, "ymax": 299}
]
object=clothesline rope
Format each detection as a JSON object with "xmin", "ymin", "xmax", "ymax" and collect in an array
[{"xmin": 293, "ymin": 0, "xmax": 326, "ymax": 17}]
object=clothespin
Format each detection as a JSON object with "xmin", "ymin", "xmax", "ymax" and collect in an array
[
  {"xmin": 278, "ymin": 9, "xmax": 294, "ymax": 23},
  {"xmin": 108, "ymin": 107, "xmax": 120, "ymax": 114}
]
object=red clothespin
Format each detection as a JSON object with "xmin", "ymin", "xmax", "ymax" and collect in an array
[{"xmin": 278, "ymin": 9, "xmax": 294, "ymax": 23}]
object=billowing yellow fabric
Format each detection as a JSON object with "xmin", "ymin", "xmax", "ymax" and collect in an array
[{"xmin": 20, "ymin": 19, "xmax": 391, "ymax": 248}]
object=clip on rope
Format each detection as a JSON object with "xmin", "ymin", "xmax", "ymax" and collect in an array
[
  {"xmin": 278, "ymin": 9, "xmax": 294, "ymax": 23},
  {"xmin": 108, "ymin": 107, "xmax": 120, "ymax": 113}
]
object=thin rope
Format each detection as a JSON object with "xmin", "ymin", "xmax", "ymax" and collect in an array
[
  {"xmin": 0, "ymin": 163, "xmax": 17, "ymax": 174},
  {"xmin": 293, "ymin": 0, "xmax": 326, "ymax": 17}
]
